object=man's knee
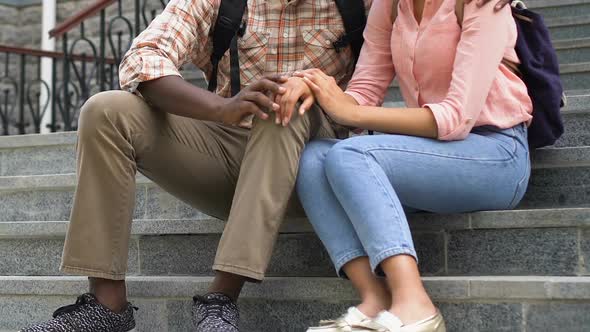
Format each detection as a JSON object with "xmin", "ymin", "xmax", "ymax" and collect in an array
[
  {"xmin": 252, "ymin": 102, "xmax": 320, "ymax": 140},
  {"xmin": 78, "ymin": 90, "xmax": 146, "ymax": 140}
]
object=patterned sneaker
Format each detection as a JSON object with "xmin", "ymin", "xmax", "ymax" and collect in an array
[
  {"xmin": 192, "ymin": 293, "xmax": 239, "ymax": 332},
  {"xmin": 20, "ymin": 293, "xmax": 137, "ymax": 332}
]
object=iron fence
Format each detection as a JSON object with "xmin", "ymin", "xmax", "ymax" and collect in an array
[{"xmin": 0, "ymin": 0, "xmax": 168, "ymax": 135}]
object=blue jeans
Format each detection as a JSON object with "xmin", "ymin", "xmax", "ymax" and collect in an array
[{"xmin": 296, "ymin": 124, "xmax": 530, "ymax": 277}]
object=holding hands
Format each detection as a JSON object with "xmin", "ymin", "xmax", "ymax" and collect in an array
[
  {"xmin": 218, "ymin": 74, "xmax": 288, "ymax": 126},
  {"xmin": 294, "ymin": 69, "xmax": 356, "ymax": 126},
  {"xmin": 274, "ymin": 77, "xmax": 316, "ymax": 126}
]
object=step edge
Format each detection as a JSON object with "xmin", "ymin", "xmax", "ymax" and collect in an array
[
  {"xmin": 1, "ymin": 92, "xmax": 589, "ymax": 149},
  {"xmin": 0, "ymin": 132, "xmax": 77, "ymax": 149},
  {"xmin": 0, "ymin": 207, "xmax": 588, "ymax": 236},
  {"xmin": 546, "ymin": 14, "xmax": 590, "ymax": 27},
  {"xmin": 560, "ymin": 61, "xmax": 590, "ymax": 73},
  {"xmin": 554, "ymin": 37, "xmax": 590, "ymax": 49},
  {"xmin": 2, "ymin": 144, "xmax": 589, "ymax": 188},
  {"xmin": 0, "ymin": 275, "xmax": 587, "ymax": 301}
]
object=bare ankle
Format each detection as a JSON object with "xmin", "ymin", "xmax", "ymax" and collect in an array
[
  {"xmin": 390, "ymin": 297, "xmax": 437, "ymax": 325},
  {"xmin": 357, "ymin": 290, "xmax": 391, "ymax": 318},
  {"xmin": 89, "ymin": 277, "xmax": 128, "ymax": 313},
  {"xmin": 357, "ymin": 296, "xmax": 389, "ymax": 318},
  {"xmin": 207, "ymin": 271, "xmax": 247, "ymax": 302}
]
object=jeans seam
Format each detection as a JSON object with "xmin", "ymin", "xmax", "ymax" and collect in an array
[
  {"xmin": 334, "ymin": 249, "xmax": 368, "ymax": 276},
  {"xmin": 363, "ymin": 150, "xmax": 407, "ymax": 243},
  {"xmin": 361, "ymin": 146, "xmax": 516, "ymax": 163}
]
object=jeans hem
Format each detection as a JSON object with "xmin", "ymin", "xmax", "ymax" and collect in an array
[
  {"xmin": 334, "ymin": 249, "xmax": 368, "ymax": 278},
  {"xmin": 370, "ymin": 247, "xmax": 418, "ymax": 275}
]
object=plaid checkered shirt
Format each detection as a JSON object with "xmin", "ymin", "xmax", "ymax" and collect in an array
[{"xmin": 119, "ymin": 0, "xmax": 371, "ymax": 100}]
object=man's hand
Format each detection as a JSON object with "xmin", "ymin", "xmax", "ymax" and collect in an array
[
  {"xmin": 465, "ymin": 0, "xmax": 511, "ymax": 11},
  {"xmin": 217, "ymin": 75, "xmax": 288, "ymax": 126},
  {"xmin": 274, "ymin": 77, "xmax": 315, "ymax": 127}
]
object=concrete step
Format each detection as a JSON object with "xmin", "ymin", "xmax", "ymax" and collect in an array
[
  {"xmin": 530, "ymin": 0, "xmax": 590, "ymax": 19},
  {"xmin": 1, "ymin": 149, "xmax": 589, "ymax": 212},
  {"xmin": 547, "ymin": 14, "xmax": 590, "ymax": 40},
  {"xmin": 0, "ymin": 276, "xmax": 588, "ymax": 332},
  {"xmin": 1, "ymin": 92, "xmax": 589, "ymax": 176},
  {"xmin": 554, "ymin": 91, "xmax": 590, "ymax": 147},
  {"xmin": 182, "ymin": 69, "xmax": 207, "ymax": 89},
  {"xmin": 1, "ymin": 138, "xmax": 590, "ymax": 213},
  {"xmin": 0, "ymin": 207, "xmax": 588, "ymax": 277},
  {"xmin": 555, "ymin": 38, "xmax": 590, "ymax": 65},
  {"xmin": 561, "ymin": 62, "xmax": 590, "ymax": 90}
]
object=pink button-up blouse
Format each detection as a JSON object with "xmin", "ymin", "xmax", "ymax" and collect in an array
[{"xmin": 345, "ymin": 0, "xmax": 533, "ymax": 140}]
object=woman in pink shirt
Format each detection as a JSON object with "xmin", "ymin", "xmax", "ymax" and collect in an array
[{"xmin": 295, "ymin": 0, "xmax": 533, "ymax": 331}]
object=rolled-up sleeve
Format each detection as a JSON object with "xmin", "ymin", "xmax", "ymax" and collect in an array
[
  {"xmin": 345, "ymin": 0, "xmax": 396, "ymax": 107},
  {"xmin": 119, "ymin": 0, "xmax": 216, "ymax": 92},
  {"xmin": 424, "ymin": 3, "xmax": 514, "ymax": 141}
]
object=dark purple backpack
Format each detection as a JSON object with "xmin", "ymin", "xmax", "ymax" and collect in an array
[{"xmin": 510, "ymin": 1, "xmax": 565, "ymax": 149}]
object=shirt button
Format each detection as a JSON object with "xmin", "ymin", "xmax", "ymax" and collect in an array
[
  {"xmin": 283, "ymin": 32, "xmax": 289, "ymax": 38},
  {"xmin": 325, "ymin": 39, "xmax": 331, "ymax": 45}
]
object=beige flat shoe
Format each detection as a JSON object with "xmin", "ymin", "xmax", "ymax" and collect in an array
[
  {"xmin": 306, "ymin": 307, "xmax": 384, "ymax": 332},
  {"xmin": 372, "ymin": 310, "xmax": 446, "ymax": 332}
]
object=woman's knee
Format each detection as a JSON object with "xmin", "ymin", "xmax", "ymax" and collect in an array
[
  {"xmin": 297, "ymin": 140, "xmax": 338, "ymax": 187},
  {"xmin": 324, "ymin": 138, "xmax": 368, "ymax": 178}
]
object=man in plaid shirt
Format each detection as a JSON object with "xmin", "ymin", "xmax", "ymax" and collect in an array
[{"xmin": 20, "ymin": 0, "xmax": 506, "ymax": 331}]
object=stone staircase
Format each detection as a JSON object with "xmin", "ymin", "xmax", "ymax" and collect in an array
[{"xmin": 0, "ymin": 0, "xmax": 589, "ymax": 331}]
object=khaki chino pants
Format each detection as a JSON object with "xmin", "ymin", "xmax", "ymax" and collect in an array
[{"xmin": 60, "ymin": 90, "xmax": 336, "ymax": 281}]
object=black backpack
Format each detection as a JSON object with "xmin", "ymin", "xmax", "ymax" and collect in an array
[
  {"xmin": 207, "ymin": 0, "xmax": 367, "ymax": 97},
  {"xmin": 509, "ymin": 1, "xmax": 565, "ymax": 148}
]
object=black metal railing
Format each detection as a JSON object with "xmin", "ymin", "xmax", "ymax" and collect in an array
[{"xmin": 0, "ymin": 0, "xmax": 168, "ymax": 136}]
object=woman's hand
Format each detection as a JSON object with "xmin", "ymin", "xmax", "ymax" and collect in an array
[
  {"xmin": 274, "ymin": 77, "xmax": 315, "ymax": 126},
  {"xmin": 294, "ymin": 69, "xmax": 356, "ymax": 125}
]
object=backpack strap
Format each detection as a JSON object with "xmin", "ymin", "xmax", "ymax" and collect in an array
[
  {"xmin": 208, "ymin": 0, "xmax": 247, "ymax": 96},
  {"xmin": 334, "ymin": 0, "xmax": 367, "ymax": 62}
]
